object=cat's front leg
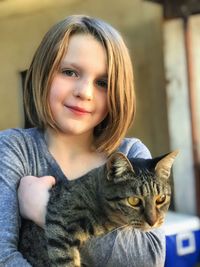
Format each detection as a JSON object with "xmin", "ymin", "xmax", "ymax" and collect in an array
[
  {"xmin": 45, "ymin": 222, "xmax": 81, "ymax": 267},
  {"xmin": 48, "ymin": 245, "xmax": 81, "ymax": 267}
]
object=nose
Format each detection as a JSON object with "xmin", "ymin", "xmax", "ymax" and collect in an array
[
  {"xmin": 73, "ymin": 78, "xmax": 93, "ymax": 100},
  {"xmin": 144, "ymin": 210, "xmax": 158, "ymax": 227}
]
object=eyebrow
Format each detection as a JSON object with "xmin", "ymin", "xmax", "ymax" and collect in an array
[{"xmin": 60, "ymin": 61, "xmax": 80, "ymax": 70}]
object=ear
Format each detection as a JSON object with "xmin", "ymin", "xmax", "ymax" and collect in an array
[
  {"xmin": 106, "ymin": 152, "xmax": 134, "ymax": 183},
  {"xmin": 155, "ymin": 150, "xmax": 179, "ymax": 179}
]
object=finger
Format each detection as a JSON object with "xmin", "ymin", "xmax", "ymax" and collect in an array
[{"xmin": 40, "ymin": 176, "xmax": 56, "ymax": 187}]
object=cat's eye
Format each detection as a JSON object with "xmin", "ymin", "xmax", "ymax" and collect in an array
[
  {"xmin": 156, "ymin": 195, "xmax": 166, "ymax": 205},
  {"xmin": 127, "ymin": 197, "xmax": 141, "ymax": 207}
]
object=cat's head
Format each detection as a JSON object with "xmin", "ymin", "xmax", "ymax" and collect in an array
[{"xmin": 102, "ymin": 151, "xmax": 178, "ymax": 231}]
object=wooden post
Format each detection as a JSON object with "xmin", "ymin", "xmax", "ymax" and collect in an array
[{"xmin": 163, "ymin": 19, "xmax": 196, "ymax": 214}]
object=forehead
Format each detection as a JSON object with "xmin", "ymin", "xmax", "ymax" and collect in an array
[{"xmin": 60, "ymin": 33, "xmax": 108, "ymax": 75}]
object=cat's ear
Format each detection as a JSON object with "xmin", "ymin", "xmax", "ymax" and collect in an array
[
  {"xmin": 106, "ymin": 152, "xmax": 134, "ymax": 183},
  {"xmin": 155, "ymin": 150, "xmax": 179, "ymax": 179}
]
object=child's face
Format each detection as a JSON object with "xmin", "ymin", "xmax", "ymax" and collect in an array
[{"xmin": 49, "ymin": 33, "xmax": 108, "ymax": 138}]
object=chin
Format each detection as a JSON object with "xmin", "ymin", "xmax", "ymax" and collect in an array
[{"xmin": 59, "ymin": 126, "xmax": 88, "ymax": 136}]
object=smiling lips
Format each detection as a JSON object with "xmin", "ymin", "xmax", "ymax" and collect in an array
[{"xmin": 66, "ymin": 105, "xmax": 91, "ymax": 115}]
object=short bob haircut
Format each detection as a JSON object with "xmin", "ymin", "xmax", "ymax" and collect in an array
[{"xmin": 24, "ymin": 15, "xmax": 136, "ymax": 155}]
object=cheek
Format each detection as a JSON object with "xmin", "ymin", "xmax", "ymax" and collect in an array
[
  {"xmin": 97, "ymin": 93, "xmax": 108, "ymax": 116},
  {"xmin": 49, "ymin": 82, "xmax": 68, "ymax": 110},
  {"xmin": 49, "ymin": 82, "xmax": 59, "ymax": 104},
  {"xmin": 48, "ymin": 85, "xmax": 66, "ymax": 119},
  {"xmin": 48, "ymin": 88, "xmax": 59, "ymax": 114},
  {"xmin": 49, "ymin": 75, "xmax": 70, "ymax": 101},
  {"xmin": 101, "ymin": 104, "xmax": 108, "ymax": 119},
  {"xmin": 160, "ymin": 202, "xmax": 170, "ymax": 214}
]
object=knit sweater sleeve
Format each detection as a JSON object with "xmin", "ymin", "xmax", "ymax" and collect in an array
[
  {"xmin": 0, "ymin": 130, "xmax": 31, "ymax": 266},
  {"xmin": 81, "ymin": 138, "xmax": 166, "ymax": 267},
  {"xmin": 0, "ymin": 180, "xmax": 31, "ymax": 267}
]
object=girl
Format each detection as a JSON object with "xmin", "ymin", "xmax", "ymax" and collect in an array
[{"xmin": 0, "ymin": 15, "xmax": 165, "ymax": 266}]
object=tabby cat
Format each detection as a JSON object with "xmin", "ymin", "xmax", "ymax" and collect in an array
[{"xmin": 19, "ymin": 150, "xmax": 178, "ymax": 267}]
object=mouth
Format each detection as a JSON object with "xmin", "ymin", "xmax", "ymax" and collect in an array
[
  {"xmin": 130, "ymin": 221, "xmax": 152, "ymax": 231},
  {"xmin": 66, "ymin": 105, "xmax": 91, "ymax": 115}
]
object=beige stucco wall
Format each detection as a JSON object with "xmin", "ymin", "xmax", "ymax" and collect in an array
[{"xmin": 0, "ymin": 0, "xmax": 169, "ymax": 156}]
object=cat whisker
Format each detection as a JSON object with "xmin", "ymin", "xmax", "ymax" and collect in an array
[
  {"xmin": 117, "ymin": 224, "xmax": 132, "ymax": 232},
  {"xmin": 104, "ymin": 224, "xmax": 130, "ymax": 237},
  {"xmin": 157, "ymin": 219, "xmax": 164, "ymax": 227},
  {"xmin": 130, "ymin": 220, "xmax": 143, "ymax": 228}
]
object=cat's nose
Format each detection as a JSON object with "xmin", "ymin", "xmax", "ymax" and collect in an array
[
  {"xmin": 145, "ymin": 212, "xmax": 157, "ymax": 227},
  {"xmin": 146, "ymin": 217, "xmax": 157, "ymax": 227}
]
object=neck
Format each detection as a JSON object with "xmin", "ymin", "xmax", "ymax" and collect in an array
[
  {"xmin": 43, "ymin": 127, "xmax": 107, "ymax": 180},
  {"xmin": 44, "ymin": 127, "xmax": 95, "ymax": 158}
]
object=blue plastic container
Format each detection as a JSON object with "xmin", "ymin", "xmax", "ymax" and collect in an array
[{"xmin": 162, "ymin": 211, "xmax": 200, "ymax": 267}]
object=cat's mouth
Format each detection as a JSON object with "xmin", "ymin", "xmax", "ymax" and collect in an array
[
  {"xmin": 132, "ymin": 224, "xmax": 156, "ymax": 232},
  {"xmin": 130, "ymin": 218, "xmax": 165, "ymax": 231}
]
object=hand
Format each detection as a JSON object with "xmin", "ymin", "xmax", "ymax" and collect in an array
[{"xmin": 18, "ymin": 175, "xmax": 56, "ymax": 228}]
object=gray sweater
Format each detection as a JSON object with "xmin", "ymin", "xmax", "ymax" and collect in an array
[{"xmin": 0, "ymin": 128, "xmax": 165, "ymax": 267}]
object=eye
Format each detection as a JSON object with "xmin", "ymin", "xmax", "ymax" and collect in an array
[
  {"xmin": 127, "ymin": 197, "xmax": 141, "ymax": 207},
  {"xmin": 61, "ymin": 69, "xmax": 78, "ymax": 77},
  {"xmin": 96, "ymin": 79, "xmax": 108, "ymax": 89},
  {"xmin": 156, "ymin": 195, "xmax": 166, "ymax": 205}
]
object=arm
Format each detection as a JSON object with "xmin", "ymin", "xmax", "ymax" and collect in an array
[
  {"xmin": 119, "ymin": 137, "xmax": 152, "ymax": 159},
  {"xmin": 18, "ymin": 175, "xmax": 56, "ymax": 227},
  {"xmin": 0, "ymin": 174, "xmax": 55, "ymax": 266},
  {"xmin": 107, "ymin": 228, "xmax": 165, "ymax": 267},
  {"xmin": 0, "ymin": 131, "xmax": 32, "ymax": 266},
  {"xmin": 81, "ymin": 227, "xmax": 165, "ymax": 267},
  {"xmin": 0, "ymin": 129, "xmax": 55, "ymax": 266},
  {"xmin": 0, "ymin": 179, "xmax": 31, "ymax": 267}
]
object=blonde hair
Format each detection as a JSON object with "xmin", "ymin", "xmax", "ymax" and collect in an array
[{"xmin": 24, "ymin": 15, "xmax": 136, "ymax": 155}]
